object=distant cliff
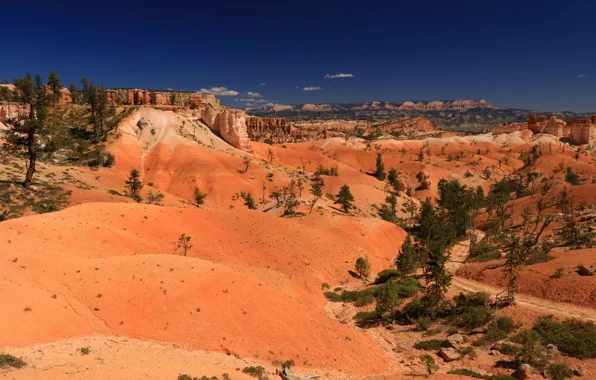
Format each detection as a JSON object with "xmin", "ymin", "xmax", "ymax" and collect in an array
[
  {"xmin": 104, "ymin": 89, "xmax": 220, "ymax": 107},
  {"xmin": 248, "ymin": 100, "xmax": 595, "ymax": 131}
]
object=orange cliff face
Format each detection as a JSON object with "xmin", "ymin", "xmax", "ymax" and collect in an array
[{"xmin": 103, "ymin": 89, "xmax": 220, "ymax": 107}]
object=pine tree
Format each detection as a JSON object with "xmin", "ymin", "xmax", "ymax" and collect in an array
[
  {"xmin": 3, "ymin": 73, "xmax": 50, "ymax": 188},
  {"xmin": 125, "ymin": 169, "xmax": 143, "ymax": 202},
  {"xmin": 414, "ymin": 199, "xmax": 455, "ymax": 312},
  {"xmin": 387, "ymin": 167, "xmax": 398, "ymax": 188},
  {"xmin": 46, "ymin": 72, "xmax": 63, "ymax": 105},
  {"xmin": 501, "ymin": 185, "xmax": 555, "ymax": 304},
  {"xmin": 68, "ymin": 83, "xmax": 79, "ymax": 104},
  {"xmin": 376, "ymin": 281, "xmax": 401, "ymax": 315},
  {"xmin": 240, "ymin": 191, "xmax": 256, "ymax": 209},
  {"xmin": 335, "ymin": 184, "xmax": 355, "ymax": 213},
  {"xmin": 396, "ymin": 235, "xmax": 418, "ymax": 275},
  {"xmin": 176, "ymin": 234, "xmax": 193, "ymax": 256},
  {"xmin": 194, "ymin": 187, "xmax": 207, "ymax": 207},
  {"xmin": 309, "ymin": 177, "xmax": 324, "ymax": 214},
  {"xmin": 374, "ymin": 152, "xmax": 386, "ymax": 180},
  {"xmin": 355, "ymin": 256, "xmax": 371, "ymax": 280}
]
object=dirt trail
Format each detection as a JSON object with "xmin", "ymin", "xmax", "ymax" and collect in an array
[{"xmin": 448, "ymin": 233, "xmax": 596, "ymax": 322}]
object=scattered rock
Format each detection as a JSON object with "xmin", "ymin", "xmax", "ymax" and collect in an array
[
  {"xmin": 577, "ymin": 265, "xmax": 595, "ymax": 276},
  {"xmin": 438, "ymin": 347, "xmax": 461, "ymax": 362},
  {"xmin": 513, "ymin": 363, "xmax": 534, "ymax": 379},
  {"xmin": 444, "ymin": 334, "xmax": 464, "ymax": 348},
  {"xmin": 546, "ymin": 343, "xmax": 560, "ymax": 358},
  {"xmin": 468, "ymin": 327, "xmax": 488, "ymax": 335},
  {"xmin": 415, "ymin": 170, "xmax": 431, "ymax": 190}
]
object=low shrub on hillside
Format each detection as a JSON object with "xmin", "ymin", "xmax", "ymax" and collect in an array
[
  {"xmin": 0, "ymin": 353, "xmax": 27, "ymax": 369},
  {"xmin": 413, "ymin": 339, "xmax": 443, "ymax": 351},
  {"xmin": 474, "ymin": 316, "xmax": 517, "ymax": 346},
  {"xmin": 532, "ymin": 317, "xmax": 596, "ymax": 359},
  {"xmin": 448, "ymin": 292, "xmax": 492, "ymax": 330}
]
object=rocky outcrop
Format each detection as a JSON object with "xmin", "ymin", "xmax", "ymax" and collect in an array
[
  {"xmin": 567, "ymin": 118, "xmax": 596, "ymax": 145},
  {"xmin": 176, "ymin": 106, "xmax": 252, "ymax": 152},
  {"xmin": 0, "ymin": 103, "xmax": 28, "ymax": 123},
  {"xmin": 246, "ymin": 117, "xmax": 288, "ymax": 131},
  {"xmin": 378, "ymin": 117, "xmax": 436, "ymax": 134},
  {"xmin": 492, "ymin": 114, "xmax": 596, "ymax": 146},
  {"xmin": 492, "ymin": 123, "xmax": 526, "ymax": 135},
  {"xmin": 416, "ymin": 171, "xmax": 431, "ymax": 191},
  {"xmin": 104, "ymin": 89, "xmax": 219, "ymax": 107}
]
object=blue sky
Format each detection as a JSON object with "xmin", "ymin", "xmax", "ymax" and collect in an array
[{"xmin": 1, "ymin": 0, "xmax": 594, "ymax": 111}]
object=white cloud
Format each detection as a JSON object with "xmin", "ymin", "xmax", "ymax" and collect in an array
[
  {"xmin": 246, "ymin": 91, "xmax": 263, "ymax": 97},
  {"xmin": 245, "ymin": 102, "xmax": 281, "ymax": 109},
  {"xmin": 166, "ymin": 87, "xmax": 174, "ymax": 91},
  {"xmin": 577, "ymin": 74, "xmax": 589, "ymax": 79},
  {"xmin": 303, "ymin": 87, "xmax": 322, "ymax": 91},
  {"xmin": 240, "ymin": 98, "xmax": 256, "ymax": 102},
  {"xmin": 325, "ymin": 73, "xmax": 354, "ymax": 79},
  {"xmin": 259, "ymin": 82, "xmax": 267, "ymax": 87},
  {"xmin": 199, "ymin": 87, "xmax": 239, "ymax": 96}
]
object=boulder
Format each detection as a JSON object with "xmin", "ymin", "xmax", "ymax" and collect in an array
[
  {"xmin": 513, "ymin": 363, "xmax": 534, "ymax": 379},
  {"xmin": 394, "ymin": 173, "xmax": 411, "ymax": 193},
  {"xmin": 546, "ymin": 343, "xmax": 560, "ymax": 358},
  {"xmin": 444, "ymin": 334, "xmax": 464, "ymax": 348},
  {"xmin": 438, "ymin": 347, "xmax": 461, "ymax": 362},
  {"xmin": 415, "ymin": 171, "xmax": 431, "ymax": 190},
  {"xmin": 577, "ymin": 265, "xmax": 595, "ymax": 276}
]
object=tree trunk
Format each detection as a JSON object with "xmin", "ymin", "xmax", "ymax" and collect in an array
[
  {"xmin": 23, "ymin": 129, "xmax": 36, "ymax": 188},
  {"xmin": 24, "ymin": 152, "xmax": 36, "ymax": 188}
]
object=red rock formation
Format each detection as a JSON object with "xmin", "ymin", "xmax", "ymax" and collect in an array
[
  {"xmin": 0, "ymin": 103, "xmax": 28, "ymax": 124},
  {"xmin": 492, "ymin": 123, "xmax": 527, "ymax": 135},
  {"xmin": 104, "ymin": 89, "xmax": 219, "ymax": 107},
  {"xmin": 493, "ymin": 116, "xmax": 595, "ymax": 146},
  {"xmin": 175, "ymin": 106, "xmax": 252, "ymax": 152},
  {"xmin": 378, "ymin": 117, "xmax": 436, "ymax": 135},
  {"xmin": 416, "ymin": 171, "xmax": 431, "ymax": 190}
]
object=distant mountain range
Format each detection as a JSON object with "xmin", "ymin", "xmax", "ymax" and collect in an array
[{"xmin": 247, "ymin": 100, "xmax": 594, "ymax": 131}]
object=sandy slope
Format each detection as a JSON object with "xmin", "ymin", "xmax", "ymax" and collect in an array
[{"xmin": 0, "ymin": 203, "xmax": 405, "ymax": 375}]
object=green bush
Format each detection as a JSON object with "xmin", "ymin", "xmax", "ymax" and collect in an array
[
  {"xmin": 413, "ymin": 339, "xmax": 443, "ymax": 351},
  {"xmin": 447, "ymin": 368, "xmax": 488, "ymax": 379},
  {"xmin": 448, "ymin": 292, "xmax": 492, "ymax": 330},
  {"xmin": 0, "ymin": 353, "xmax": 27, "ymax": 369},
  {"xmin": 514, "ymin": 330, "xmax": 548, "ymax": 368},
  {"xmin": 353, "ymin": 311, "xmax": 381, "ymax": 325},
  {"xmin": 416, "ymin": 317, "xmax": 433, "ymax": 331},
  {"xmin": 420, "ymin": 354, "xmax": 438, "ymax": 374},
  {"xmin": 393, "ymin": 276, "xmax": 420, "ymax": 298},
  {"xmin": 532, "ymin": 317, "xmax": 596, "ymax": 359},
  {"xmin": 545, "ymin": 362, "xmax": 573, "ymax": 380},
  {"xmin": 323, "ymin": 292, "xmax": 343, "ymax": 302},
  {"xmin": 448, "ymin": 369, "xmax": 516, "ymax": 379},
  {"xmin": 374, "ymin": 269, "xmax": 400, "ymax": 284},
  {"xmin": 475, "ymin": 316, "xmax": 517, "ymax": 346},
  {"xmin": 395, "ymin": 297, "xmax": 427, "ymax": 325},
  {"xmin": 354, "ymin": 294, "xmax": 375, "ymax": 307},
  {"xmin": 242, "ymin": 366, "xmax": 267, "ymax": 379}
]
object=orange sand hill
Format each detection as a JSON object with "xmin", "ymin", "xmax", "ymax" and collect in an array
[{"xmin": 0, "ymin": 203, "xmax": 405, "ymax": 375}]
